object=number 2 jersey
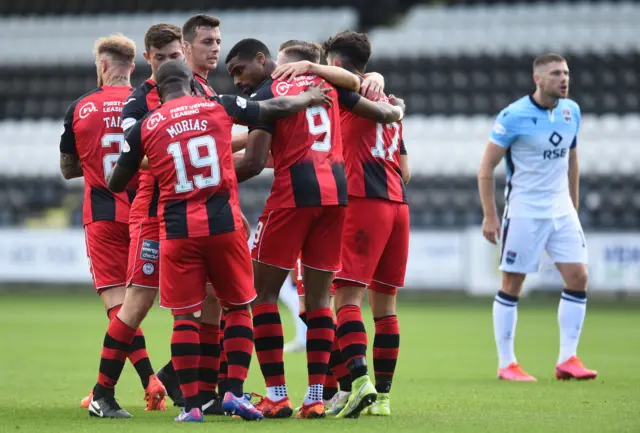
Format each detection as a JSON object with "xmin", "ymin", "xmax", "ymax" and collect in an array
[
  {"xmin": 249, "ymin": 75, "xmax": 347, "ymax": 210},
  {"xmin": 337, "ymin": 89, "xmax": 407, "ymax": 204},
  {"xmin": 119, "ymin": 94, "xmax": 262, "ymax": 240},
  {"xmin": 60, "ymin": 86, "xmax": 136, "ymax": 225}
]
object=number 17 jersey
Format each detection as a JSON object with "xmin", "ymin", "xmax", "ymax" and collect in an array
[
  {"xmin": 337, "ymin": 90, "xmax": 407, "ymax": 204},
  {"xmin": 249, "ymin": 76, "xmax": 347, "ymax": 210}
]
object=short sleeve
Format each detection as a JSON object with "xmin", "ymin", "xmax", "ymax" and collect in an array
[
  {"xmin": 121, "ymin": 90, "xmax": 150, "ymax": 133},
  {"xmin": 336, "ymin": 86, "xmax": 361, "ymax": 109},
  {"xmin": 117, "ymin": 118, "xmax": 144, "ymax": 171},
  {"xmin": 247, "ymin": 82, "xmax": 276, "ymax": 135},
  {"xmin": 216, "ymin": 95, "xmax": 262, "ymax": 126},
  {"xmin": 399, "ymin": 139, "xmax": 407, "ymax": 155},
  {"xmin": 489, "ymin": 108, "xmax": 519, "ymax": 148},
  {"xmin": 59, "ymin": 102, "xmax": 77, "ymax": 154}
]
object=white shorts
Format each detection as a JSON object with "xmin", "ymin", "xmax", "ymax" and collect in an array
[{"xmin": 499, "ymin": 213, "xmax": 588, "ymax": 274}]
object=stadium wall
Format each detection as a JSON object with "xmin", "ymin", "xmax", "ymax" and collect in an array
[{"xmin": 1, "ymin": 228, "xmax": 639, "ymax": 294}]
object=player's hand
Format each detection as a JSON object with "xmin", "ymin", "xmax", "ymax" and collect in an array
[
  {"xmin": 304, "ymin": 80, "xmax": 332, "ymax": 108},
  {"xmin": 241, "ymin": 213, "xmax": 251, "ymax": 240},
  {"xmin": 140, "ymin": 156, "xmax": 150, "ymax": 170},
  {"xmin": 272, "ymin": 60, "xmax": 313, "ymax": 83},
  {"xmin": 361, "ymin": 73, "xmax": 385, "ymax": 101},
  {"xmin": 388, "ymin": 94, "xmax": 406, "ymax": 113},
  {"xmin": 482, "ymin": 216, "xmax": 501, "ymax": 245}
]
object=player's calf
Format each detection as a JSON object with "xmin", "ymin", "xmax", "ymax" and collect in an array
[{"xmin": 171, "ymin": 314, "xmax": 202, "ymax": 414}]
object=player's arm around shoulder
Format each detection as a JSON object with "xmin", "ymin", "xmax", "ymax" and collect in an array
[
  {"xmin": 59, "ymin": 101, "xmax": 83, "ymax": 180},
  {"xmin": 272, "ymin": 61, "xmax": 361, "ymax": 92},
  {"xmin": 338, "ymin": 86, "xmax": 404, "ymax": 124}
]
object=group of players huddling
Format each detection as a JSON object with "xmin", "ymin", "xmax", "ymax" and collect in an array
[{"xmin": 58, "ymin": 12, "xmax": 596, "ymax": 424}]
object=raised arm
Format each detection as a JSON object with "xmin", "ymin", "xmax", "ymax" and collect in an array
[
  {"xmin": 272, "ymin": 61, "xmax": 361, "ymax": 92},
  {"xmin": 478, "ymin": 142, "xmax": 507, "ymax": 245}
]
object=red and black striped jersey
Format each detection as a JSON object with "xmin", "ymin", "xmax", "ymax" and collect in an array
[
  {"xmin": 119, "ymin": 94, "xmax": 263, "ymax": 240},
  {"xmin": 122, "ymin": 79, "xmax": 161, "ymax": 223},
  {"xmin": 337, "ymin": 88, "xmax": 407, "ymax": 204},
  {"xmin": 60, "ymin": 86, "xmax": 136, "ymax": 225},
  {"xmin": 249, "ymin": 76, "xmax": 347, "ymax": 210},
  {"xmin": 193, "ymin": 73, "xmax": 216, "ymax": 97}
]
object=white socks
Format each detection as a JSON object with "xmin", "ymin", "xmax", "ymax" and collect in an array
[
  {"xmin": 304, "ymin": 384, "xmax": 324, "ymax": 405},
  {"xmin": 558, "ymin": 289, "xmax": 587, "ymax": 364},
  {"xmin": 493, "ymin": 291, "xmax": 519, "ymax": 369},
  {"xmin": 266, "ymin": 385, "xmax": 288, "ymax": 402},
  {"xmin": 279, "ymin": 281, "xmax": 307, "ymax": 344}
]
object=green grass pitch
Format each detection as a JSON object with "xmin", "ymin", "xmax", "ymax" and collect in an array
[{"xmin": 0, "ymin": 292, "xmax": 638, "ymax": 433}]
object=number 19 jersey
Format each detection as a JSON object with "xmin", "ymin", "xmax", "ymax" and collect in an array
[
  {"xmin": 60, "ymin": 86, "xmax": 135, "ymax": 225},
  {"xmin": 121, "ymin": 94, "xmax": 263, "ymax": 240},
  {"xmin": 249, "ymin": 76, "xmax": 347, "ymax": 210}
]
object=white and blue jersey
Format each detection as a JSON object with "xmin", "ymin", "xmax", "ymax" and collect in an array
[{"xmin": 489, "ymin": 95, "xmax": 580, "ymax": 219}]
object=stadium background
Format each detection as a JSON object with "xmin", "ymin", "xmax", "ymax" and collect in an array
[{"xmin": 0, "ymin": 1, "xmax": 638, "ymax": 432}]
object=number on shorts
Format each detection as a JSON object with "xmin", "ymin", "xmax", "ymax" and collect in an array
[
  {"xmin": 253, "ymin": 221, "xmax": 264, "ymax": 246},
  {"xmin": 306, "ymin": 106, "xmax": 332, "ymax": 152},
  {"xmin": 372, "ymin": 122, "xmax": 400, "ymax": 161},
  {"xmin": 101, "ymin": 133, "xmax": 124, "ymax": 181},
  {"xmin": 167, "ymin": 135, "xmax": 221, "ymax": 193}
]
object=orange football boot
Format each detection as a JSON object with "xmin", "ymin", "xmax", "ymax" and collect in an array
[
  {"xmin": 253, "ymin": 394, "xmax": 293, "ymax": 418},
  {"xmin": 556, "ymin": 356, "xmax": 598, "ymax": 380},
  {"xmin": 497, "ymin": 363, "xmax": 537, "ymax": 382},
  {"xmin": 296, "ymin": 401, "xmax": 326, "ymax": 419},
  {"xmin": 144, "ymin": 374, "xmax": 167, "ymax": 411},
  {"xmin": 80, "ymin": 390, "xmax": 93, "ymax": 408}
]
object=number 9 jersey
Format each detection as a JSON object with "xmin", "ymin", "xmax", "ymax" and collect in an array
[
  {"xmin": 249, "ymin": 76, "xmax": 347, "ymax": 210},
  {"xmin": 60, "ymin": 86, "xmax": 137, "ymax": 225}
]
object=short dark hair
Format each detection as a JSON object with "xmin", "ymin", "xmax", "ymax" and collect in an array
[
  {"xmin": 225, "ymin": 38, "xmax": 271, "ymax": 64},
  {"xmin": 533, "ymin": 53, "xmax": 567, "ymax": 70},
  {"xmin": 144, "ymin": 23, "xmax": 182, "ymax": 53},
  {"xmin": 157, "ymin": 59, "xmax": 192, "ymax": 97},
  {"xmin": 279, "ymin": 40, "xmax": 323, "ymax": 63},
  {"xmin": 182, "ymin": 14, "xmax": 221, "ymax": 43},
  {"xmin": 322, "ymin": 30, "xmax": 371, "ymax": 72}
]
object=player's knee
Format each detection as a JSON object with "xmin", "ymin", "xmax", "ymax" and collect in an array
[
  {"xmin": 305, "ymin": 292, "xmax": 331, "ymax": 312},
  {"xmin": 255, "ymin": 291, "xmax": 279, "ymax": 305},
  {"xmin": 568, "ymin": 267, "xmax": 589, "ymax": 290},
  {"xmin": 368, "ymin": 290, "xmax": 396, "ymax": 318},
  {"xmin": 333, "ymin": 281, "xmax": 365, "ymax": 309},
  {"xmin": 501, "ymin": 272, "xmax": 526, "ymax": 296},
  {"xmin": 173, "ymin": 312, "xmax": 200, "ymax": 322}
]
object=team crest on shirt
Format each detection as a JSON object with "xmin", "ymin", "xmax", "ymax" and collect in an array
[
  {"xmin": 146, "ymin": 112, "xmax": 166, "ymax": 131},
  {"xmin": 275, "ymin": 81, "xmax": 292, "ymax": 96},
  {"xmin": 79, "ymin": 102, "xmax": 98, "ymax": 119},
  {"xmin": 142, "ymin": 262, "xmax": 155, "ymax": 276},
  {"xmin": 562, "ymin": 108, "xmax": 572, "ymax": 123},
  {"xmin": 505, "ymin": 251, "xmax": 517, "ymax": 265},
  {"xmin": 492, "ymin": 121, "xmax": 506, "ymax": 135}
]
